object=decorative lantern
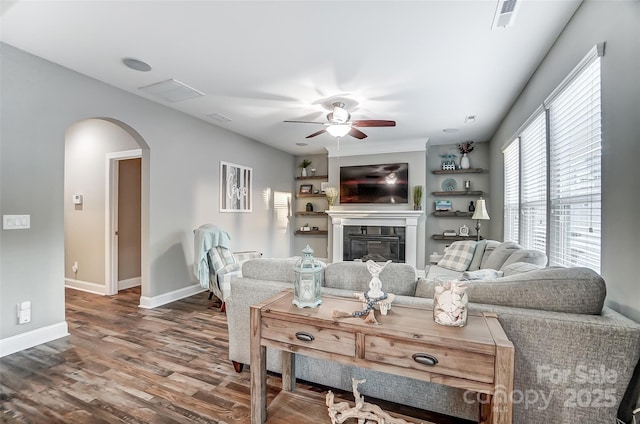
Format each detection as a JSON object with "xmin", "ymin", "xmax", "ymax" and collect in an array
[{"xmin": 293, "ymin": 245, "xmax": 324, "ymax": 308}]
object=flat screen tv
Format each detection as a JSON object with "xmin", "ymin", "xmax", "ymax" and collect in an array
[{"xmin": 339, "ymin": 163, "xmax": 408, "ymax": 204}]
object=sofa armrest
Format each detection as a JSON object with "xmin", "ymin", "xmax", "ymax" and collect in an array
[
  {"xmin": 227, "ymin": 277, "xmax": 294, "ymax": 365},
  {"xmin": 468, "ymin": 303, "xmax": 640, "ymax": 423}
]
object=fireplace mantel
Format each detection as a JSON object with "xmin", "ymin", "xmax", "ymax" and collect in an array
[{"xmin": 326, "ymin": 210, "xmax": 423, "ymax": 267}]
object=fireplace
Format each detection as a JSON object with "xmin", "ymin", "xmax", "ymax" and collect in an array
[
  {"xmin": 326, "ymin": 210, "xmax": 423, "ymax": 268},
  {"xmin": 343, "ymin": 226, "xmax": 405, "ymax": 262}
]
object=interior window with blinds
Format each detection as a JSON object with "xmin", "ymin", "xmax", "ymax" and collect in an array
[
  {"xmin": 547, "ymin": 52, "xmax": 602, "ymax": 272},
  {"xmin": 502, "ymin": 44, "xmax": 603, "ymax": 273},
  {"xmin": 503, "ymin": 139, "xmax": 520, "ymax": 243},
  {"xmin": 519, "ymin": 111, "xmax": 547, "ymax": 252}
]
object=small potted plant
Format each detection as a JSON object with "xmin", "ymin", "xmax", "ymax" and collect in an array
[
  {"xmin": 298, "ymin": 159, "xmax": 312, "ymax": 177},
  {"xmin": 413, "ymin": 185, "xmax": 423, "ymax": 210}
]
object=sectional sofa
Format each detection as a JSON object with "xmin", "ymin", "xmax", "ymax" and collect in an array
[{"xmin": 226, "ymin": 245, "xmax": 640, "ymax": 423}]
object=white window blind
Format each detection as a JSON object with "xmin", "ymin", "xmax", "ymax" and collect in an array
[
  {"xmin": 519, "ymin": 111, "xmax": 547, "ymax": 252},
  {"xmin": 503, "ymin": 139, "xmax": 520, "ymax": 243},
  {"xmin": 547, "ymin": 53, "xmax": 602, "ymax": 272}
]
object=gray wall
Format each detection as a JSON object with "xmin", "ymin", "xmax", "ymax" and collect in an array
[
  {"xmin": 1, "ymin": 44, "xmax": 294, "ymax": 340},
  {"xmin": 487, "ymin": 1, "xmax": 640, "ymax": 322}
]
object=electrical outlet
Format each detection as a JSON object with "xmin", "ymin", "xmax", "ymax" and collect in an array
[
  {"xmin": 17, "ymin": 301, "xmax": 31, "ymax": 324},
  {"xmin": 72, "ymin": 261, "xmax": 78, "ymax": 273},
  {"xmin": 18, "ymin": 309, "xmax": 31, "ymax": 324}
]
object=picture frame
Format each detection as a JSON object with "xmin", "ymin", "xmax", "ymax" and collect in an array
[
  {"xmin": 220, "ymin": 161, "xmax": 252, "ymax": 212},
  {"xmin": 435, "ymin": 200, "xmax": 452, "ymax": 211},
  {"xmin": 300, "ymin": 184, "xmax": 313, "ymax": 194}
]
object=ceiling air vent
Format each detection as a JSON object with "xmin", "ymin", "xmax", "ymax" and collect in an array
[
  {"xmin": 139, "ymin": 79, "xmax": 204, "ymax": 103},
  {"xmin": 492, "ymin": 0, "xmax": 520, "ymax": 30}
]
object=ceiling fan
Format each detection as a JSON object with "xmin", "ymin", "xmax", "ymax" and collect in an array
[{"xmin": 284, "ymin": 101, "xmax": 396, "ymax": 140}]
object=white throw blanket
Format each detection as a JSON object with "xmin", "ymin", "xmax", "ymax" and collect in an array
[{"xmin": 193, "ymin": 224, "xmax": 231, "ymax": 288}]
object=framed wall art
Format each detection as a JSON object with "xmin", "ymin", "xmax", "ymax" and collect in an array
[{"xmin": 220, "ymin": 161, "xmax": 252, "ymax": 212}]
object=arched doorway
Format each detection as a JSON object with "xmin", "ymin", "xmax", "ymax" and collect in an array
[{"xmin": 64, "ymin": 118, "xmax": 150, "ymax": 302}]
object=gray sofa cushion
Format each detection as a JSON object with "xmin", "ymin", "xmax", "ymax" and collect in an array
[
  {"xmin": 325, "ymin": 262, "xmax": 417, "ymax": 296},
  {"xmin": 501, "ymin": 249, "xmax": 547, "ymax": 269},
  {"xmin": 415, "ymin": 267, "xmax": 606, "ymax": 315},
  {"xmin": 501, "ymin": 261, "xmax": 544, "ymax": 276},
  {"xmin": 467, "ymin": 239, "xmax": 487, "ymax": 271},
  {"xmin": 482, "ymin": 241, "xmax": 522, "ymax": 270},
  {"xmin": 479, "ymin": 240, "xmax": 502, "ymax": 268},
  {"xmin": 241, "ymin": 258, "xmax": 300, "ymax": 282}
]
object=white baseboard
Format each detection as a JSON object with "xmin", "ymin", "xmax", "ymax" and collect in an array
[
  {"xmin": 139, "ymin": 283, "xmax": 207, "ymax": 309},
  {"xmin": 118, "ymin": 276, "xmax": 141, "ymax": 290},
  {"xmin": 65, "ymin": 278, "xmax": 106, "ymax": 295},
  {"xmin": 0, "ymin": 321, "xmax": 69, "ymax": 358}
]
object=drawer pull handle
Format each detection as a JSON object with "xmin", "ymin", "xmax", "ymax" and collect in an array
[
  {"xmin": 412, "ymin": 353, "xmax": 438, "ymax": 366},
  {"xmin": 295, "ymin": 332, "xmax": 315, "ymax": 342}
]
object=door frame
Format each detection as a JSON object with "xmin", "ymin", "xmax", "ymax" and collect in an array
[{"xmin": 105, "ymin": 149, "xmax": 142, "ymax": 295}]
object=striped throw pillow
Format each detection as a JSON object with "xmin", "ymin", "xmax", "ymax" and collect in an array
[{"xmin": 437, "ymin": 240, "xmax": 477, "ymax": 272}]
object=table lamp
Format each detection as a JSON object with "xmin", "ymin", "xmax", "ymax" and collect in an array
[{"xmin": 471, "ymin": 197, "xmax": 490, "ymax": 241}]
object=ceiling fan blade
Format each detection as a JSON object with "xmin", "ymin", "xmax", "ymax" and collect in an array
[
  {"xmin": 306, "ymin": 128, "xmax": 327, "ymax": 139},
  {"xmin": 351, "ymin": 120, "xmax": 396, "ymax": 127},
  {"xmin": 283, "ymin": 120, "xmax": 326, "ymax": 125},
  {"xmin": 348, "ymin": 127, "xmax": 368, "ymax": 140}
]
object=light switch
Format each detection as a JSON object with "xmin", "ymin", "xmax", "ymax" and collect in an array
[{"xmin": 3, "ymin": 215, "xmax": 30, "ymax": 230}]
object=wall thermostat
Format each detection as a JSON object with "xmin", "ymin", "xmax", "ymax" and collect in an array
[{"xmin": 72, "ymin": 194, "xmax": 83, "ymax": 205}]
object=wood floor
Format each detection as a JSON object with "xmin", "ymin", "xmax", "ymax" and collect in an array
[{"xmin": 0, "ymin": 287, "xmax": 471, "ymax": 424}]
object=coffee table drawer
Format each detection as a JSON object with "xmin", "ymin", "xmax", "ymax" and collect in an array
[
  {"xmin": 364, "ymin": 335, "xmax": 495, "ymax": 383},
  {"xmin": 261, "ymin": 317, "xmax": 356, "ymax": 357}
]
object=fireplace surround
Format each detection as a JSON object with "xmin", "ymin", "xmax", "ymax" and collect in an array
[{"xmin": 326, "ymin": 210, "xmax": 423, "ymax": 268}]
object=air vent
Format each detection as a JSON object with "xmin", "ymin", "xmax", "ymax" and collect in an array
[
  {"xmin": 139, "ymin": 79, "xmax": 204, "ymax": 102},
  {"xmin": 492, "ymin": 0, "xmax": 520, "ymax": 29}
]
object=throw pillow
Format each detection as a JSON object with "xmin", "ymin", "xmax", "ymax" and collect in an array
[
  {"xmin": 479, "ymin": 240, "xmax": 501, "ymax": 269},
  {"xmin": 467, "ymin": 239, "xmax": 488, "ymax": 271},
  {"xmin": 437, "ymin": 240, "xmax": 477, "ymax": 272},
  {"xmin": 461, "ymin": 269, "xmax": 504, "ymax": 280},
  {"xmin": 482, "ymin": 241, "xmax": 522, "ymax": 271}
]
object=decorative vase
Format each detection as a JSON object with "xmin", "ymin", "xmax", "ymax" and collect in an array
[
  {"xmin": 460, "ymin": 153, "xmax": 470, "ymax": 169},
  {"xmin": 433, "ymin": 280, "xmax": 468, "ymax": 327},
  {"xmin": 301, "ymin": 167, "xmax": 307, "ymax": 177}
]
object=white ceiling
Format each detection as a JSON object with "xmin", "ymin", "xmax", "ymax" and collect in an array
[{"xmin": 1, "ymin": 0, "xmax": 582, "ymax": 155}]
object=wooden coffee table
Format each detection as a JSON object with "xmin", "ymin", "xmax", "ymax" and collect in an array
[{"xmin": 250, "ymin": 290, "xmax": 514, "ymax": 424}]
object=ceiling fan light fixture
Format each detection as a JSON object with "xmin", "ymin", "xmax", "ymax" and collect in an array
[
  {"xmin": 327, "ymin": 124, "xmax": 351, "ymax": 138},
  {"xmin": 332, "ymin": 103, "xmax": 350, "ymax": 123}
]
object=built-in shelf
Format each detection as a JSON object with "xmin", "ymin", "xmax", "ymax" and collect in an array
[
  {"xmin": 295, "ymin": 230, "xmax": 328, "ymax": 236},
  {"xmin": 432, "ymin": 168, "xmax": 483, "ymax": 174},
  {"xmin": 295, "ymin": 211, "xmax": 327, "ymax": 216},
  {"xmin": 296, "ymin": 175, "xmax": 329, "ymax": 180},
  {"xmin": 297, "ymin": 193, "xmax": 327, "ymax": 198},
  {"xmin": 432, "ymin": 234, "xmax": 483, "ymax": 241},
  {"xmin": 432, "ymin": 190, "xmax": 483, "ymax": 196},
  {"xmin": 432, "ymin": 211, "xmax": 473, "ymax": 217}
]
